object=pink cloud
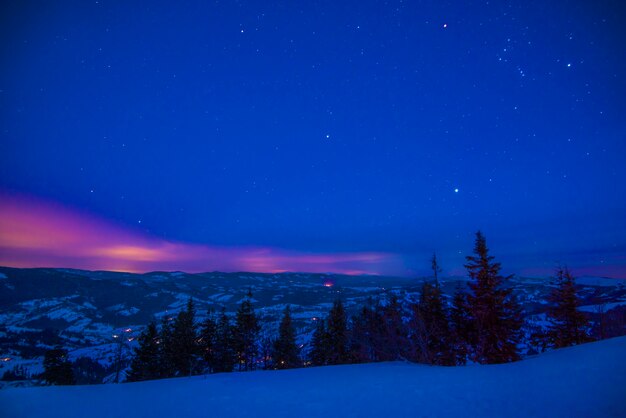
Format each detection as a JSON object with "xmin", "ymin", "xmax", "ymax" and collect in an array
[{"xmin": 0, "ymin": 192, "xmax": 404, "ymax": 275}]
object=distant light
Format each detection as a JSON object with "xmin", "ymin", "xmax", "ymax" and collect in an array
[
  {"xmin": 325, "ymin": 134, "xmax": 330, "ymax": 139},
  {"xmin": 566, "ymin": 63, "xmax": 571, "ymax": 68},
  {"xmin": 443, "ymin": 23, "xmax": 448, "ymax": 28},
  {"xmin": 454, "ymin": 188, "xmax": 459, "ymax": 193},
  {"xmin": 323, "ymin": 281, "xmax": 334, "ymax": 287}
]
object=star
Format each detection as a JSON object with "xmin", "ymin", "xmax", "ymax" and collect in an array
[
  {"xmin": 443, "ymin": 23, "xmax": 448, "ymax": 28},
  {"xmin": 454, "ymin": 188, "xmax": 459, "ymax": 193},
  {"xmin": 325, "ymin": 134, "xmax": 330, "ymax": 139}
]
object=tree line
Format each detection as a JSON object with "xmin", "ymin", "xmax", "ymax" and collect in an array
[{"xmin": 42, "ymin": 231, "xmax": 593, "ymax": 385}]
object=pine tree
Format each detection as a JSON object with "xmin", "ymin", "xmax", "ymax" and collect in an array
[
  {"xmin": 380, "ymin": 295, "xmax": 407, "ymax": 361},
  {"xmin": 170, "ymin": 298, "xmax": 200, "ymax": 376},
  {"xmin": 233, "ymin": 290, "xmax": 261, "ymax": 371},
  {"xmin": 200, "ymin": 310, "xmax": 218, "ymax": 373},
  {"xmin": 349, "ymin": 301, "xmax": 382, "ymax": 363},
  {"xmin": 464, "ymin": 231, "xmax": 523, "ymax": 364},
  {"xmin": 449, "ymin": 286, "xmax": 469, "ymax": 365},
  {"xmin": 412, "ymin": 280, "xmax": 455, "ymax": 365},
  {"xmin": 214, "ymin": 307, "xmax": 236, "ymax": 373},
  {"xmin": 158, "ymin": 316, "xmax": 176, "ymax": 378},
  {"xmin": 310, "ymin": 318, "xmax": 330, "ymax": 366},
  {"xmin": 273, "ymin": 305, "xmax": 301, "ymax": 369},
  {"xmin": 42, "ymin": 347, "xmax": 75, "ymax": 385},
  {"xmin": 546, "ymin": 267, "xmax": 592, "ymax": 348},
  {"xmin": 327, "ymin": 299, "xmax": 350, "ymax": 365},
  {"xmin": 127, "ymin": 321, "xmax": 160, "ymax": 382}
]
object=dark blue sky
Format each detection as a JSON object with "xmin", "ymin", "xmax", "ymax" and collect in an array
[{"xmin": 1, "ymin": 1, "xmax": 625, "ymax": 277}]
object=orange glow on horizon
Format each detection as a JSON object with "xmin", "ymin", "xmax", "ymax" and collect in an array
[{"xmin": 0, "ymin": 192, "xmax": 405, "ymax": 275}]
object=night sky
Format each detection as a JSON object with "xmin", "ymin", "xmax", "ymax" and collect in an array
[{"xmin": 1, "ymin": 1, "xmax": 625, "ymax": 277}]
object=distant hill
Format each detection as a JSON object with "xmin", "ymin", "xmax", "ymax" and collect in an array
[{"xmin": 0, "ymin": 266, "xmax": 625, "ymax": 386}]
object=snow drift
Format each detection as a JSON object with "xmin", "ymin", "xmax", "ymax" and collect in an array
[{"xmin": 2, "ymin": 336, "xmax": 625, "ymax": 418}]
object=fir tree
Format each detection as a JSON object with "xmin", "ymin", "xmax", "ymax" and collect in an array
[
  {"xmin": 170, "ymin": 298, "xmax": 200, "ymax": 376},
  {"xmin": 127, "ymin": 321, "xmax": 160, "ymax": 382},
  {"xmin": 349, "ymin": 301, "xmax": 382, "ymax": 363},
  {"xmin": 412, "ymin": 280, "xmax": 454, "ymax": 365},
  {"xmin": 233, "ymin": 290, "xmax": 261, "ymax": 371},
  {"xmin": 158, "ymin": 316, "xmax": 176, "ymax": 378},
  {"xmin": 42, "ymin": 347, "xmax": 75, "ymax": 385},
  {"xmin": 327, "ymin": 299, "xmax": 350, "ymax": 365},
  {"xmin": 464, "ymin": 231, "xmax": 523, "ymax": 364},
  {"xmin": 449, "ymin": 286, "xmax": 469, "ymax": 365},
  {"xmin": 213, "ymin": 307, "xmax": 236, "ymax": 373},
  {"xmin": 546, "ymin": 267, "xmax": 592, "ymax": 348},
  {"xmin": 200, "ymin": 310, "xmax": 218, "ymax": 373},
  {"xmin": 310, "ymin": 318, "xmax": 330, "ymax": 366},
  {"xmin": 380, "ymin": 295, "xmax": 407, "ymax": 361},
  {"xmin": 273, "ymin": 305, "xmax": 301, "ymax": 369}
]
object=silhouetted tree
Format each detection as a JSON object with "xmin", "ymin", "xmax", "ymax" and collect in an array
[
  {"xmin": 214, "ymin": 308, "xmax": 236, "ymax": 373},
  {"xmin": 158, "ymin": 316, "xmax": 176, "ymax": 378},
  {"xmin": 464, "ymin": 231, "xmax": 523, "ymax": 364},
  {"xmin": 273, "ymin": 305, "xmax": 301, "ymax": 369},
  {"xmin": 411, "ymin": 280, "xmax": 455, "ymax": 365},
  {"xmin": 233, "ymin": 290, "xmax": 261, "ymax": 371},
  {"xmin": 42, "ymin": 347, "xmax": 75, "ymax": 385},
  {"xmin": 170, "ymin": 298, "xmax": 201, "ymax": 376},
  {"xmin": 546, "ymin": 267, "xmax": 592, "ymax": 348},
  {"xmin": 380, "ymin": 295, "xmax": 408, "ymax": 361},
  {"xmin": 327, "ymin": 299, "xmax": 350, "ymax": 365},
  {"xmin": 449, "ymin": 286, "xmax": 469, "ymax": 365},
  {"xmin": 200, "ymin": 309, "xmax": 218, "ymax": 373},
  {"xmin": 310, "ymin": 319, "xmax": 330, "ymax": 366},
  {"xmin": 349, "ymin": 300, "xmax": 383, "ymax": 363},
  {"xmin": 127, "ymin": 321, "xmax": 161, "ymax": 382}
]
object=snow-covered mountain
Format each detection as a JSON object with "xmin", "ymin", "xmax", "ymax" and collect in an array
[
  {"xmin": 1, "ymin": 266, "xmax": 625, "ymax": 385},
  {"xmin": 2, "ymin": 335, "xmax": 625, "ymax": 418}
]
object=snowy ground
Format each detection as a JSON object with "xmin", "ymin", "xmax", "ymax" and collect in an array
[{"xmin": 2, "ymin": 337, "xmax": 625, "ymax": 418}]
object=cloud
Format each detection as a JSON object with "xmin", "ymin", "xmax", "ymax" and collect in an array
[{"xmin": 0, "ymin": 192, "xmax": 405, "ymax": 275}]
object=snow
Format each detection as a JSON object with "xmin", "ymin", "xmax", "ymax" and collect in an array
[
  {"xmin": 576, "ymin": 276, "xmax": 626, "ymax": 287},
  {"xmin": 578, "ymin": 301, "xmax": 626, "ymax": 313},
  {"xmin": 2, "ymin": 337, "xmax": 625, "ymax": 418}
]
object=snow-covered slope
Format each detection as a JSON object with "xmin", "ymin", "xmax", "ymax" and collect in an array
[{"xmin": 2, "ymin": 337, "xmax": 625, "ymax": 418}]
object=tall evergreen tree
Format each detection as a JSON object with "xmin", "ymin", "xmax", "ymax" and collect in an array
[
  {"xmin": 42, "ymin": 347, "xmax": 75, "ymax": 385},
  {"xmin": 273, "ymin": 305, "xmax": 301, "ymax": 369},
  {"xmin": 127, "ymin": 321, "xmax": 160, "ymax": 382},
  {"xmin": 310, "ymin": 318, "xmax": 330, "ymax": 366},
  {"xmin": 327, "ymin": 299, "xmax": 350, "ymax": 365},
  {"xmin": 158, "ymin": 316, "xmax": 176, "ymax": 377},
  {"xmin": 233, "ymin": 290, "xmax": 261, "ymax": 371},
  {"xmin": 449, "ymin": 286, "xmax": 469, "ymax": 365},
  {"xmin": 214, "ymin": 307, "xmax": 236, "ymax": 373},
  {"xmin": 349, "ymin": 300, "xmax": 383, "ymax": 363},
  {"xmin": 170, "ymin": 298, "xmax": 200, "ymax": 376},
  {"xmin": 412, "ymin": 280, "xmax": 455, "ymax": 365},
  {"xmin": 380, "ymin": 295, "xmax": 407, "ymax": 361},
  {"xmin": 200, "ymin": 309, "xmax": 218, "ymax": 373},
  {"xmin": 546, "ymin": 267, "xmax": 592, "ymax": 348},
  {"xmin": 464, "ymin": 231, "xmax": 523, "ymax": 364}
]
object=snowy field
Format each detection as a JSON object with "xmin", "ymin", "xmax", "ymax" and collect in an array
[{"xmin": 2, "ymin": 337, "xmax": 625, "ymax": 418}]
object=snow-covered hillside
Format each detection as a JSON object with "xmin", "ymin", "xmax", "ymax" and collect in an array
[{"xmin": 2, "ymin": 337, "xmax": 625, "ymax": 418}]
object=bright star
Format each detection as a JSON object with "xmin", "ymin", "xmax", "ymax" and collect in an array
[{"xmin": 454, "ymin": 188, "xmax": 459, "ymax": 193}]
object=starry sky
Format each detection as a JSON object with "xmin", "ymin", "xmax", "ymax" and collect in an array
[{"xmin": 1, "ymin": 1, "xmax": 625, "ymax": 277}]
